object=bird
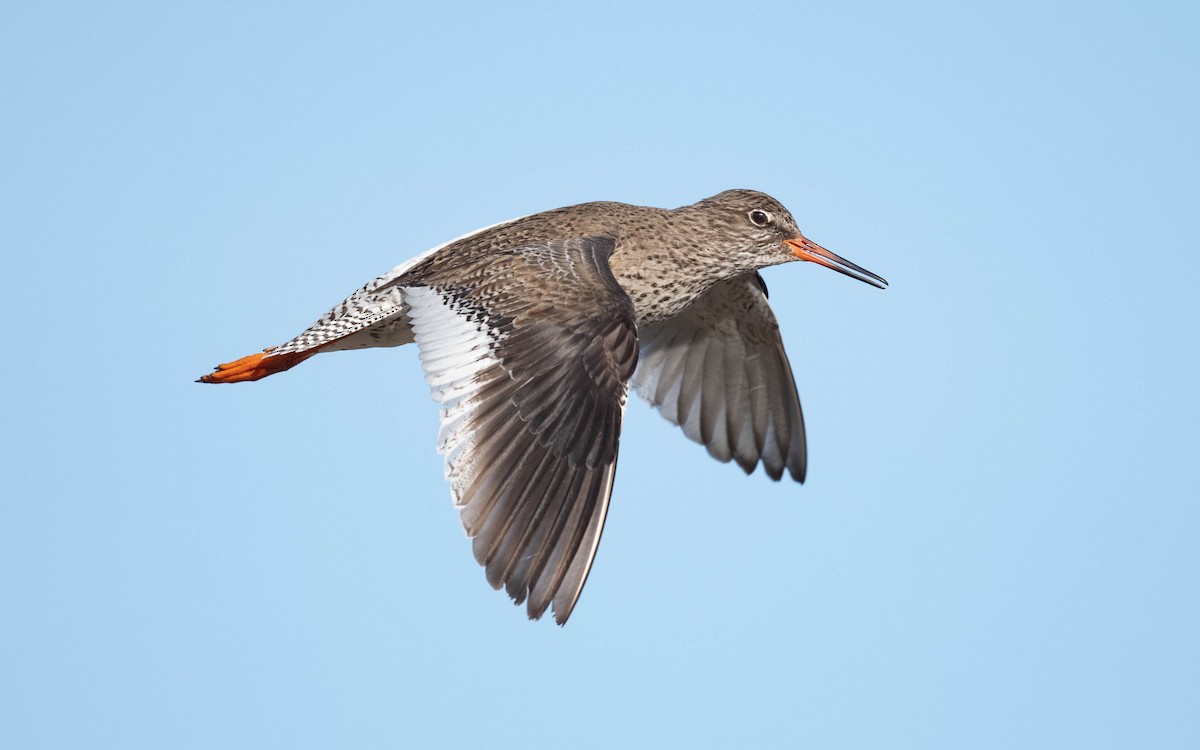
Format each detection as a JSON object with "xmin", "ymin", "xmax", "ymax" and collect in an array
[{"xmin": 198, "ymin": 189, "xmax": 887, "ymax": 624}]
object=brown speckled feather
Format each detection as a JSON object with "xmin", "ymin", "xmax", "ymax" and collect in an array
[{"xmin": 403, "ymin": 237, "xmax": 637, "ymax": 623}]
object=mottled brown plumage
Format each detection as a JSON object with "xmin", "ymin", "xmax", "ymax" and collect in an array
[{"xmin": 199, "ymin": 189, "xmax": 887, "ymax": 623}]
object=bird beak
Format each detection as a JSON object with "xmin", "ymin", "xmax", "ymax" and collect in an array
[{"xmin": 785, "ymin": 236, "xmax": 888, "ymax": 289}]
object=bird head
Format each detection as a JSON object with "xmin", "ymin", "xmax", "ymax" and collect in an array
[{"xmin": 689, "ymin": 189, "xmax": 888, "ymax": 289}]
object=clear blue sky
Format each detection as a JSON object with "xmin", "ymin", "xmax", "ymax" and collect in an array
[{"xmin": 3, "ymin": 1, "xmax": 1198, "ymax": 748}]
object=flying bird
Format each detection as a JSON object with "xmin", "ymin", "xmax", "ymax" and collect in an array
[{"xmin": 199, "ymin": 189, "xmax": 887, "ymax": 623}]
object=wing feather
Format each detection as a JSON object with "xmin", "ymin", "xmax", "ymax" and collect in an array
[
  {"xmin": 404, "ymin": 237, "xmax": 637, "ymax": 624},
  {"xmin": 631, "ymin": 272, "xmax": 807, "ymax": 483}
]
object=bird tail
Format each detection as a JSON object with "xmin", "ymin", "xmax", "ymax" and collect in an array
[{"xmin": 196, "ymin": 347, "xmax": 317, "ymax": 384}]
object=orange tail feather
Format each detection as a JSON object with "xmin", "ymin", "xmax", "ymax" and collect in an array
[{"xmin": 197, "ymin": 348, "xmax": 316, "ymax": 384}]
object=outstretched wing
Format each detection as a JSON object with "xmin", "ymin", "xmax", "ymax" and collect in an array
[
  {"xmin": 403, "ymin": 237, "xmax": 638, "ymax": 624},
  {"xmin": 631, "ymin": 272, "xmax": 806, "ymax": 482}
]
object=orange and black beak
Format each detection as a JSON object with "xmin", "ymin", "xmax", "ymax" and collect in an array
[{"xmin": 785, "ymin": 236, "xmax": 888, "ymax": 289}]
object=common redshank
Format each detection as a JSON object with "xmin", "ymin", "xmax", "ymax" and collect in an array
[{"xmin": 199, "ymin": 189, "xmax": 887, "ymax": 623}]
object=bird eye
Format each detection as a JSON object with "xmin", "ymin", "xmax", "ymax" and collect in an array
[{"xmin": 748, "ymin": 209, "xmax": 773, "ymax": 227}]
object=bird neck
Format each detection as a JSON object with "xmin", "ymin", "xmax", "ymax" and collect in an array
[{"xmin": 609, "ymin": 231, "xmax": 731, "ymax": 325}]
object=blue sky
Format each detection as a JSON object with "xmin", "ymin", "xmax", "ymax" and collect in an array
[{"xmin": 3, "ymin": 1, "xmax": 1198, "ymax": 747}]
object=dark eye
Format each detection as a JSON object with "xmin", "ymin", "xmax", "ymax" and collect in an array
[{"xmin": 748, "ymin": 209, "xmax": 773, "ymax": 227}]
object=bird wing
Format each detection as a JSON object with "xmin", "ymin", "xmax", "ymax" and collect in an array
[
  {"xmin": 402, "ymin": 237, "xmax": 638, "ymax": 624},
  {"xmin": 631, "ymin": 272, "xmax": 807, "ymax": 482}
]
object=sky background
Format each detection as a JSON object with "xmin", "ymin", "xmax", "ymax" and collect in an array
[{"xmin": 3, "ymin": 1, "xmax": 1198, "ymax": 747}]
